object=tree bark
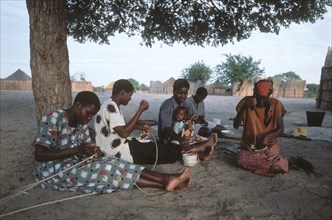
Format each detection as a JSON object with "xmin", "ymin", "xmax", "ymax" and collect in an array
[{"xmin": 26, "ymin": 0, "xmax": 71, "ymax": 124}]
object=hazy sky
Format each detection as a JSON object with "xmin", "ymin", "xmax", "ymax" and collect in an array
[{"xmin": 1, "ymin": 1, "xmax": 331, "ymax": 87}]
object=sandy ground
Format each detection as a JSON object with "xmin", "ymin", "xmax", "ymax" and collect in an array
[{"xmin": 0, "ymin": 90, "xmax": 331, "ymax": 220}]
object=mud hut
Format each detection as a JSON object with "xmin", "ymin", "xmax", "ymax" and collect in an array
[
  {"xmin": 231, "ymin": 78, "xmax": 306, "ymax": 98},
  {"xmin": 0, "ymin": 69, "xmax": 32, "ymax": 90},
  {"xmin": 149, "ymin": 77, "xmax": 175, "ymax": 94},
  {"xmin": 105, "ymin": 81, "xmax": 115, "ymax": 91},
  {"xmin": 316, "ymin": 47, "xmax": 332, "ymax": 110},
  {"xmin": 206, "ymin": 81, "xmax": 227, "ymax": 96},
  {"xmin": 71, "ymin": 81, "xmax": 93, "ymax": 92}
]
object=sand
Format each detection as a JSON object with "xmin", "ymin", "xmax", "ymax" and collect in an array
[{"xmin": 0, "ymin": 90, "xmax": 331, "ymax": 220}]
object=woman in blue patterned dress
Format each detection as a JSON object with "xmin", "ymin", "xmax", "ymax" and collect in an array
[{"xmin": 33, "ymin": 91, "xmax": 191, "ymax": 193}]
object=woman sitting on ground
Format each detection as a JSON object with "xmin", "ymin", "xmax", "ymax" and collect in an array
[
  {"xmin": 94, "ymin": 79, "xmax": 217, "ymax": 165},
  {"xmin": 33, "ymin": 91, "xmax": 191, "ymax": 193}
]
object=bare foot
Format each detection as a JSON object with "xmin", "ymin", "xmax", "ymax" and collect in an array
[
  {"xmin": 174, "ymin": 177, "xmax": 192, "ymax": 190},
  {"xmin": 165, "ymin": 167, "xmax": 192, "ymax": 192},
  {"xmin": 189, "ymin": 133, "xmax": 218, "ymax": 153},
  {"xmin": 208, "ymin": 133, "xmax": 218, "ymax": 149},
  {"xmin": 198, "ymin": 146, "xmax": 214, "ymax": 161}
]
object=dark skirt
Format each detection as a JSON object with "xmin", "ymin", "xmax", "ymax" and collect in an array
[{"xmin": 128, "ymin": 138, "xmax": 182, "ymax": 164}]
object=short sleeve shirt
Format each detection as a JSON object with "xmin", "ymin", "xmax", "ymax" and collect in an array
[
  {"xmin": 158, "ymin": 96, "xmax": 193, "ymax": 142},
  {"xmin": 187, "ymin": 96, "xmax": 205, "ymax": 117},
  {"xmin": 235, "ymin": 97, "xmax": 286, "ymax": 148},
  {"xmin": 34, "ymin": 109, "xmax": 91, "ymax": 150},
  {"xmin": 94, "ymin": 99, "xmax": 133, "ymax": 163}
]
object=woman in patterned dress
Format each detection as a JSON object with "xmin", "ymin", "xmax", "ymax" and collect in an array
[{"xmin": 33, "ymin": 91, "xmax": 191, "ymax": 193}]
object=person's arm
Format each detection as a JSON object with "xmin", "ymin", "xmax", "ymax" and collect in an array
[
  {"xmin": 34, "ymin": 143, "xmax": 101, "ymax": 161},
  {"xmin": 164, "ymin": 126, "xmax": 189, "ymax": 149},
  {"xmin": 158, "ymin": 99, "xmax": 174, "ymax": 141},
  {"xmin": 197, "ymin": 116, "xmax": 208, "ymax": 126},
  {"xmin": 233, "ymin": 107, "xmax": 245, "ymax": 129},
  {"xmin": 260, "ymin": 115, "xmax": 284, "ymax": 147},
  {"xmin": 164, "ymin": 126, "xmax": 183, "ymax": 142},
  {"xmin": 113, "ymin": 100, "xmax": 149, "ymax": 138},
  {"xmin": 233, "ymin": 97, "xmax": 256, "ymax": 129}
]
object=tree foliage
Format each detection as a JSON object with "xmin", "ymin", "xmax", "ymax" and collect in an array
[
  {"xmin": 127, "ymin": 78, "xmax": 140, "ymax": 91},
  {"xmin": 181, "ymin": 61, "xmax": 212, "ymax": 83},
  {"xmin": 273, "ymin": 71, "xmax": 302, "ymax": 81},
  {"xmin": 139, "ymin": 83, "xmax": 149, "ymax": 91},
  {"xmin": 66, "ymin": 0, "xmax": 330, "ymax": 47},
  {"xmin": 306, "ymin": 83, "xmax": 319, "ymax": 92},
  {"xmin": 214, "ymin": 54, "xmax": 265, "ymax": 85},
  {"xmin": 305, "ymin": 83, "xmax": 320, "ymax": 98},
  {"xmin": 28, "ymin": 0, "xmax": 330, "ymax": 122},
  {"xmin": 93, "ymin": 86, "xmax": 106, "ymax": 93}
]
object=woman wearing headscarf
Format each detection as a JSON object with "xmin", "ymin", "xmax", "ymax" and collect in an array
[{"xmin": 233, "ymin": 79, "xmax": 289, "ymax": 177}]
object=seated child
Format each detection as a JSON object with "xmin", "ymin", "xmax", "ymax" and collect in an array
[{"xmin": 171, "ymin": 106, "xmax": 195, "ymax": 145}]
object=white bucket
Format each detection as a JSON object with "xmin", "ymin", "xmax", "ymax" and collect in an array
[
  {"xmin": 212, "ymin": 118, "xmax": 221, "ymax": 125},
  {"xmin": 182, "ymin": 153, "xmax": 199, "ymax": 167}
]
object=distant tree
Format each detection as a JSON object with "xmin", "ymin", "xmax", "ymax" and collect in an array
[
  {"xmin": 273, "ymin": 71, "xmax": 301, "ymax": 81},
  {"xmin": 27, "ymin": 0, "xmax": 330, "ymax": 123},
  {"xmin": 214, "ymin": 54, "xmax": 265, "ymax": 86},
  {"xmin": 305, "ymin": 83, "xmax": 320, "ymax": 98},
  {"xmin": 306, "ymin": 83, "xmax": 319, "ymax": 92},
  {"xmin": 93, "ymin": 86, "xmax": 106, "ymax": 93},
  {"xmin": 79, "ymin": 72, "xmax": 86, "ymax": 81},
  {"xmin": 181, "ymin": 61, "xmax": 212, "ymax": 83},
  {"xmin": 127, "ymin": 78, "xmax": 140, "ymax": 91},
  {"xmin": 70, "ymin": 74, "xmax": 76, "ymax": 81},
  {"xmin": 70, "ymin": 72, "xmax": 86, "ymax": 81},
  {"xmin": 140, "ymin": 83, "xmax": 149, "ymax": 92}
]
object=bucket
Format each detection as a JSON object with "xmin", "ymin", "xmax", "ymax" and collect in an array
[
  {"xmin": 182, "ymin": 153, "xmax": 199, "ymax": 167},
  {"xmin": 306, "ymin": 111, "xmax": 325, "ymax": 127}
]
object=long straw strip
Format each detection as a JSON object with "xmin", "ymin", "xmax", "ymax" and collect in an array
[
  {"xmin": 2, "ymin": 131, "xmax": 160, "ymax": 204},
  {"xmin": 0, "ymin": 131, "xmax": 178, "ymax": 218},
  {"xmin": 0, "ymin": 154, "xmax": 97, "ymax": 204},
  {"xmin": 0, "ymin": 192, "xmax": 97, "ymax": 218},
  {"xmin": 150, "ymin": 133, "xmax": 158, "ymax": 170}
]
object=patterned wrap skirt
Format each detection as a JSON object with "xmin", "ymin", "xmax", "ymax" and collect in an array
[
  {"xmin": 33, "ymin": 156, "xmax": 144, "ymax": 193},
  {"xmin": 237, "ymin": 145, "xmax": 288, "ymax": 177}
]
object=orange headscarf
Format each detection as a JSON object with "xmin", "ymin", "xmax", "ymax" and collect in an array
[{"xmin": 256, "ymin": 81, "xmax": 271, "ymax": 96}]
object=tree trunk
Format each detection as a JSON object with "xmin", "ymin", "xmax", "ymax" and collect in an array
[
  {"xmin": 231, "ymin": 82, "xmax": 241, "ymax": 96},
  {"xmin": 26, "ymin": 0, "xmax": 71, "ymax": 124}
]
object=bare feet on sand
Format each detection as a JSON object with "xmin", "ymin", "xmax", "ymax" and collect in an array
[
  {"xmin": 166, "ymin": 167, "xmax": 192, "ymax": 192},
  {"xmin": 184, "ymin": 133, "xmax": 218, "ymax": 161}
]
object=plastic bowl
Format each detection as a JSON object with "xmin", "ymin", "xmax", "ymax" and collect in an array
[{"xmin": 220, "ymin": 130, "xmax": 234, "ymax": 137}]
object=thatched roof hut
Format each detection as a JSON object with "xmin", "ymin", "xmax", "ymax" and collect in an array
[
  {"xmin": 105, "ymin": 81, "xmax": 115, "ymax": 91},
  {"xmin": 1, "ymin": 69, "xmax": 32, "ymax": 90},
  {"xmin": 316, "ymin": 46, "xmax": 332, "ymax": 110},
  {"xmin": 149, "ymin": 77, "xmax": 176, "ymax": 94},
  {"xmin": 5, "ymin": 69, "xmax": 31, "ymax": 81},
  {"xmin": 208, "ymin": 81, "xmax": 227, "ymax": 96},
  {"xmin": 0, "ymin": 69, "xmax": 92, "ymax": 92}
]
